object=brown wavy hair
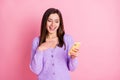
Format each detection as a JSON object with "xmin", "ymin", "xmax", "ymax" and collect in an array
[{"xmin": 39, "ymin": 8, "xmax": 65, "ymax": 48}]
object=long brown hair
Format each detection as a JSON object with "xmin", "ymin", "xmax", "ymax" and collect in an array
[{"xmin": 39, "ymin": 8, "xmax": 65, "ymax": 48}]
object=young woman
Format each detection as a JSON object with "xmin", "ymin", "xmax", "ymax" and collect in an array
[{"xmin": 30, "ymin": 8, "xmax": 79, "ymax": 80}]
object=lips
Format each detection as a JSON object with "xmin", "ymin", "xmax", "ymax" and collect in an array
[{"xmin": 49, "ymin": 26, "xmax": 56, "ymax": 31}]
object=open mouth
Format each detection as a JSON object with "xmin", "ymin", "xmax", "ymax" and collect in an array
[{"xmin": 49, "ymin": 26, "xmax": 56, "ymax": 31}]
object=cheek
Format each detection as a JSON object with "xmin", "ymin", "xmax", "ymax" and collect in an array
[
  {"xmin": 46, "ymin": 22, "xmax": 51, "ymax": 30},
  {"xmin": 46, "ymin": 23, "xmax": 49, "ymax": 30},
  {"xmin": 47, "ymin": 22, "xmax": 51, "ymax": 26},
  {"xmin": 56, "ymin": 23, "xmax": 60, "ymax": 27}
]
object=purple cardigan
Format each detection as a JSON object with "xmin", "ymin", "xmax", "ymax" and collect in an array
[{"xmin": 29, "ymin": 34, "xmax": 78, "ymax": 80}]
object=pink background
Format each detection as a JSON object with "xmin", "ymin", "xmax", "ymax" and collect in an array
[{"xmin": 0, "ymin": 0, "xmax": 120, "ymax": 80}]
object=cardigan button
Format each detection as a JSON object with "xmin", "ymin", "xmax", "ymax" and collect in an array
[
  {"xmin": 52, "ymin": 63, "xmax": 54, "ymax": 66},
  {"xmin": 53, "ymin": 72, "xmax": 55, "ymax": 75},
  {"xmin": 51, "ymin": 55, "xmax": 54, "ymax": 58}
]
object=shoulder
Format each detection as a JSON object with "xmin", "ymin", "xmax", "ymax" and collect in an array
[
  {"xmin": 64, "ymin": 34, "xmax": 74, "ymax": 51},
  {"xmin": 33, "ymin": 36, "xmax": 39, "ymax": 42},
  {"xmin": 64, "ymin": 34, "xmax": 74, "ymax": 45},
  {"xmin": 64, "ymin": 34, "xmax": 73, "ymax": 41},
  {"xmin": 32, "ymin": 36, "xmax": 39, "ymax": 46}
]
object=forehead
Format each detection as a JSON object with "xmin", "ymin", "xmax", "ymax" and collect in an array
[{"xmin": 48, "ymin": 13, "xmax": 60, "ymax": 20}]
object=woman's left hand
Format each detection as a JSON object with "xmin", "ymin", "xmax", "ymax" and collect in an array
[{"xmin": 69, "ymin": 48, "xmax": 79, "ymax": 59}]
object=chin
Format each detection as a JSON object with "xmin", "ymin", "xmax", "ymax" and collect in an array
[
  {"xmin": 48, "ymin": 31, "xmax": 56, "ymax": 34},
  {"xmin": 48, "ymin": 30, "xmax": 57, "ymax": 34}
]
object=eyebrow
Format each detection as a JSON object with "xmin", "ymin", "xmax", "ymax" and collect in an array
[{"xmin": 48, "ymin": 18, "xmax": 59, "ymax": 21}]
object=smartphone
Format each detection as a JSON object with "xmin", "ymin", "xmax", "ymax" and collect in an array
[{"xmin": 68, "ymin": 42, "xmax": 80, "ymax": 55}]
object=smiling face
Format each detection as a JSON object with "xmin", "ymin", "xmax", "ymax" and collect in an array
[
  {"xmin": 46, "ymin": 13, "xmax": 60, "ymax": 34},
  {"xmin": 39, "ymin": 8, "xmax": 65, "ymax": 47}
]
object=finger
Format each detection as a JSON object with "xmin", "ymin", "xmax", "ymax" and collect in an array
[
  {"xmin": 70, "ymin": 52, "xmax": 77, "ymax": 56},
  {"xmin": 70, "ymin": 55, "xmax": 77, "ymax": 59},
  {"xmin": 70, "ymin": 54, "xmax": 78, "ymax": 58},
  {"xmin": 74, "ymin": 48, "xmax": 79, "ymax": 51},
  {"xmin": 72, "ymin": 49, "xmax": 79, "ymax": 53},
  {"xmin": 70, "ymin": 51, "xmax": 80, "ymax": 56}
]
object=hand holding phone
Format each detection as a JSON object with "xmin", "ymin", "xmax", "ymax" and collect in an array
[{"xmin": 68, "ymin": 42, "xmax": 80, "ymax": 56}]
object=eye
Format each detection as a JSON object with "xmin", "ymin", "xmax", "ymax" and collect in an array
[
  {"xmin": 55, "ymin": 20, "xmax": 59, "ymax": 23},
  {"xmin": 47, "ymin": 19, "xmax": 52, "ymax": 22}
]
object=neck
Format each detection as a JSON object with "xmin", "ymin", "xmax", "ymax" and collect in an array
[{"xmin": 47, "ymin": 33, "xmax": 57, "ymax": 39}]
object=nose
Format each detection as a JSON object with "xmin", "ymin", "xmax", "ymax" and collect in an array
[{"xmin": 51, "ymin": 21, "xmax": 55, "ymax": 26}]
